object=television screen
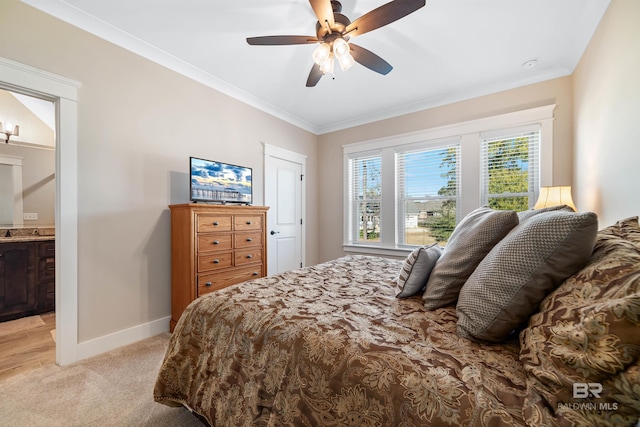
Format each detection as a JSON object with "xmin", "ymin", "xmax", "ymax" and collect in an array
[{"xmin": 190, "ymin": 157, "xmax": 252, "ymax": 204}]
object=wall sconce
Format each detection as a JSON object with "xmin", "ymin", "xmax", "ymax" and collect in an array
[
  {"xmin": 534, "ymin": 186, "xmax": 577, "ymax": 211},
  {"xmin": 0, "ymin": 122, "xmax": 20, "ymax": 143}
]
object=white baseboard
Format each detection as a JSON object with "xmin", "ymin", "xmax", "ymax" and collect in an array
[{"xmin": 76, "ymin": 316, "xmax": 170, "ymax": 361}]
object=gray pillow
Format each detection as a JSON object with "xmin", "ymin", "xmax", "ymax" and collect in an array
[
  {"xmin": 396, "ymin": 244, "xmax": 442, "ymax": 298},
  {"xmin": 423, "ymin": 206, "xmax": 519, "ymax": 310},
  {"xmin": 517, "ymin": 204, "xmax": 574, "ymax": 222},
  {"xmin": 456, "ymin": 210, "xmax": 598, "ymax": 343}
]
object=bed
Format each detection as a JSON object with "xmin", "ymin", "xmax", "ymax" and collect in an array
[{"xmin": 154, "ymin": 214, "xmax": 640, "ymax": 427}]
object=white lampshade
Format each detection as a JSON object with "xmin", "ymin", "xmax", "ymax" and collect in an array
[
  {"xmin": 333, "ymin": 38, "xmax": 350, "ymax": 59},
  {"xmin": 337, "ymin": 52, "xmax": 355, "ymax": 71},
  {"xmin": 312, "ymin": 43, "xmax": 331, "ymax": 66},
  {"xmin": 320, "ymin": 53, "xmax": 335, "ymax": 74},
  {"xmin": 0, "ymin": 122, "xmax": 19, "ymax": 135},
  {"xmin": 534, "ymin": 186, "xmax": 576, "ymax": 211}
]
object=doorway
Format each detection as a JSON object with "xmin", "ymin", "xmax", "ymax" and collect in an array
[
  {"xmin": 264, "ymin": 144, "xmax": 306, "ymax": 275},
  {"xmin": 0, "ymin": 56, "xmax": 80, "ymax": 366},
  {"xmin": 0, "ymin": 88, "xmax": 56, "ymax": 377}
]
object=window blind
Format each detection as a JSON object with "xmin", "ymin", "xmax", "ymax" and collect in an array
[
  {"xmin": 480, "ymin": 126, "xmax": 540, "ymax": 211},
  {"xmin": 349, "ymin": 154, "xmax": 382, "ymax": 243},
  {"xmin": 396, "ymin": 143, "xmax": 460, "ymax": 245}
]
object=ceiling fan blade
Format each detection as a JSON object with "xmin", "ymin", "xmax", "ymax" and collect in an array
[
  {"xmin": 306, "ymin": 63, "xmax": 324, "ymax": 87},
  {"xmin": 309, "ymin": 0, "xmax": 335, "ymax": 29},
  {"xmin": 344, "ymin": 0, "xmax": 426, "ymax": 38},
  {"xmin": 247, "ymin": 35, "xmax": 318, "ymax": 45},
  {"xmin": 350, "ymin": 43, "xmax": 393, "ymax": 75}
]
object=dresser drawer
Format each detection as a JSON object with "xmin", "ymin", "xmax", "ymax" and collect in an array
[
  {"xmin": 198, "ymin": 252, "xmax": 233, "ymax": 272},
  {"xmin": 234, "ymin": 215, "xmax": 263, "ymax": 231},
  {"xmin": 198, "ymin": 234, "xmax": 233, "ymax": 252},
  {"xmin": 235, "ymin": 248, "xmax": 263, "ymax": 266},
  {"xmin": 197, "ymin": 266, "xmax": 263, "ymax": 296},
  {"xmin": 235, "ymin": 232, "xmax": 262, "ymax": 249},
  {"xmin": 197, "ymin": 215, "xmax": 232, "ymax": 233}
]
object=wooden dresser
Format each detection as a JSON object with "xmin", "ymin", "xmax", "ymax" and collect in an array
[{"xmin": 169, "ymin": 203, "xmax": 269, "ymax": 331}]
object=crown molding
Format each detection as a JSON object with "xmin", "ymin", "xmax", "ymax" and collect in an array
[
  {"xmin": 20, "ymin": 0, "xmax": 320, "ymax": 134},
  {"xmin": 316, "ymin": 67, "xmax": 571, "ymax": 134}
]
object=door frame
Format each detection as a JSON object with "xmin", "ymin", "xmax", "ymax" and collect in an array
[
  {"xmin": 0, "ymin": 56, "xmax": 80, "ymax": 365},
  {"xmin": 263, "ymin": 143, "xmax": 307, "ymax": 272}
]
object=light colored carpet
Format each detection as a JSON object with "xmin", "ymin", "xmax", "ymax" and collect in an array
[
  {"xmin": 0, "ymin": 315, "xmax": 45, "ymax": 337},
  {"xmin": 0, "ymin": 332, "xmax": 204, "ymax": 427}
]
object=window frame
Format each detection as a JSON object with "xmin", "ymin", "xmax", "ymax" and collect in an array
[{"xmin": 343, "ymin": 105, "xmax": 556, "ymax": 257}]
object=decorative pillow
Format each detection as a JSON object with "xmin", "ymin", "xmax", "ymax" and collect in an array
[
  {"xmin": 517, "ymin": 204, "xmax": 574, "ymax": 222},
  {"xmin": 518, "ymin": 217, "xmax": 640, "ymax": 426},
  {"xmin": 422, "ymin": 206, "xmax": 519, "ymax": 310},
  {"xmin": 396, "ymin": 244, "xmax": 442, "ymax": 298},
  {"xmin": 456, "ymin": 210, "xmax": 598, "ymax": 343}
]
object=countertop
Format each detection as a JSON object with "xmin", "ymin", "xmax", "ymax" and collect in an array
[
  {"xmin": 0, "ymin": 227, "xmax": 55, "ymax": 243},
  {"xmin": 0, "ymin": 235, "xmax": 55, "ymax": 243}
]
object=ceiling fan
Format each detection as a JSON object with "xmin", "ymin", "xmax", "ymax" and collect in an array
[{"xmin": 246, "ymin": 0, "xmax": 426, "ymax": 87}]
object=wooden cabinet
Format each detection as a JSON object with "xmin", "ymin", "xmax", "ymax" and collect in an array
[
  {"xmin": 0, "ymin": 242, "xmax": 37, "ymax": 322},
  {"xmin": 36, "ymin": 241, "xmax": 56, "ymax": 312},
  {"xmin": 169, "ymin": 204, "xmax": 269, "ymax": 331},
  {"xmin": 0, "ymin": 239, "xmax": 55, "ymax": 322}
]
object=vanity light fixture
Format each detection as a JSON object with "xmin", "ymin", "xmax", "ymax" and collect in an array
[{"xmin": 0, "ymin": 122, "xmax": 19, "ymax": 143}]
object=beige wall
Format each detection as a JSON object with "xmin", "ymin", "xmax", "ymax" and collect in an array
[
  {"xmin": 573, "ymin": 0, "xmax": 640, "ymax": 228},
  {"xmin": 0, "ymin": 0, "xmax": 318, "ymax": 342},
  {"xmin": 317, "ymin": 77, "xmax": 575, "ymax": 262}
]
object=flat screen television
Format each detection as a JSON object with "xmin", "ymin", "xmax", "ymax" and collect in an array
[{"xmin": 190, "ymin": 157, "xmax": 252, "ymax": 204}]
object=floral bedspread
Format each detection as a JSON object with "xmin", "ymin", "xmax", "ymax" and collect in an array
[{"xmin": 154, "ymin": 255, "xmax": 528, "ymax": 426}]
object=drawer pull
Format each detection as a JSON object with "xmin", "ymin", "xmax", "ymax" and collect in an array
[
  {"xmin": 246, "ymin": 237, "xmax": 252, "ymax": 242},
  {"xmin": 246, "ymin": 254, "xmax": 253, "ymax": 259},
  {"xmin": 252, "ymin": 272, "xmax": 259, "ymax": 276},
  {"xmin": 213, "ymin": 240, "xmax": 219, "ymax": 245},
  {"xmin": 213, "ymin": 259, "xmax": 220, "ymax": 264},
  {"xmin": 205, "ymin": 281, "xmax": 212, "ymax": 287},
  {"xmin": 213, "ymin": 221, "xmax": 219, "ymax": 226},
  {"xmin": 246, "ymin": 221, "xmax": 252, "ymax": 225}
]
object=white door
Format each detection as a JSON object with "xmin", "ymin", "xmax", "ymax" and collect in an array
[{"xmin": 265, "ymin": 150, "xmax": 304, "ymax": 275}]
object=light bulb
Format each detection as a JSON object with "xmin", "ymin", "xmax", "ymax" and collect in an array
[
  {"xmin": 320, "ymin": 53, "xmax": 335, "ymax": 74},
  {"xmin": 333, "ymin": 38, "xmax": 350, "ymax": 60},
  {"xmin": 337, "ymin": 52, "xmax": 355, "ymax": 71},
  {"xmin": 312, "ymin": 43, "xmax": 331, "ymax": 66}
]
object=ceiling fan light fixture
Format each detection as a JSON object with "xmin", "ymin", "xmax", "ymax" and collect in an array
[
  {"xmin": 337, "ymin": 52, "xmax": 355, "ymax": 71},
  {"xmin": 320, "ymin": 53, "xmax": 335, "ymax": 74},
  {"xmin": 333, "ymin": 38, "xmax": 350, "ymax": 58},
  {"xmin": 312, "ymin": 43, "xmax": 331, "ymax": 66}
]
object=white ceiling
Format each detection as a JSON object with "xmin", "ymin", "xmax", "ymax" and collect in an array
[{"xmin": 22, "ymin": 0, "xmax": 610, "ymax": 134}]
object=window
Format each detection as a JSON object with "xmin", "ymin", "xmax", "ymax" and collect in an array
[
  {"xmin": 343, "ymin": 105, "xmax": 555, "ymax": 255},
  {"xmin": 348, "ymin": 153, "xmax": 382, "ymax": 244},
  {"xmin": 481, "ymin": 126, "xmax": 540, "ymax": 210},
  {"xmin": 397, "ymin": 143, "xmax": 460, "ymax": 245}
]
